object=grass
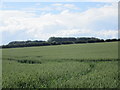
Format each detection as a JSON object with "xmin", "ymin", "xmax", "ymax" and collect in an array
[{"xmin": 2, "ymin": 41, "xmax": 119, "ymax": 88}]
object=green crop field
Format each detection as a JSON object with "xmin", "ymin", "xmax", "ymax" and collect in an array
[{"xmin": 2, "ymin": 42, "xmax": 119, "ymax": 88}]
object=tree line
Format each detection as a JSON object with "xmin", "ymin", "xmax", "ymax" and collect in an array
[{"xmin": 1, "ymin": 37, "xmax": 120, "ymax": 48}]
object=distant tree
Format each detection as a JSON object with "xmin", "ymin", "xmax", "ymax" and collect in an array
[
  {"xmin": 2, "ymin": 37, "xmax": 119, "ymax": 48},
  {"xmin": 51, "ymin": 41, "xmax": 61, "ymax": 45},
  {"xmin": 74, "ymin": 41, "xmax": 87, "ymax": 44},
  {"xmin": 48, "ymin": 37, "xmax": 76, "ymax": 43},
  {"xmin": 105, "ymin": 39, "xmax": 118, "ymax": 42},
  {"xmin": 61, "ymin": 41, "xmax": 74, "ymax": 44},
  {"xmin": 98, "ymin": 39, "xmax": 105, "ymax": 42},
  {"xmin": 47, "ymin": 37, "xmax": 56, "ymax": 42}
]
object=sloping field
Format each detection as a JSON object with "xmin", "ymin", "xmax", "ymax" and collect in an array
[{"xmin": 2, "ymin": 42, "xmax": 119, "ymax": 88}]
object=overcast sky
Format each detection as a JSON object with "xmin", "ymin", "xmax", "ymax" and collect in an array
[{"xmin": 0, "ymin": 1, "xmax": 118, "ymax": 45}]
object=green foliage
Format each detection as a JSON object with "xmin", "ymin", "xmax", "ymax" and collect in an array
[
  {"xmin": 2, "ymin": 42, "xmax": 119, "ymax": 88},
  {"xmin": 48, "ymin": 37, "xmax": 76, "ymax": 43},
  {"xmin": 2, "ymin": 37, "xmax": 119, "ymax": 48},
  {"xmin": 0, "ymin": 37, "xmax": 102, "ymax": 48}
]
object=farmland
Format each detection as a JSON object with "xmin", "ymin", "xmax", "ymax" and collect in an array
[{"xmin": 2, "ymin": 42, "xmax": 119, "ymax": 88}]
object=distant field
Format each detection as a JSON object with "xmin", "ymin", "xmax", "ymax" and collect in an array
[{"xmin": 2, "ymin": 42, "xmax": 119, "ymax": 88}]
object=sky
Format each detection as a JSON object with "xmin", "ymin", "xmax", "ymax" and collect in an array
[{"xmin": 0, "ymin": 1, "xmax": 118, "ymax": 45}]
